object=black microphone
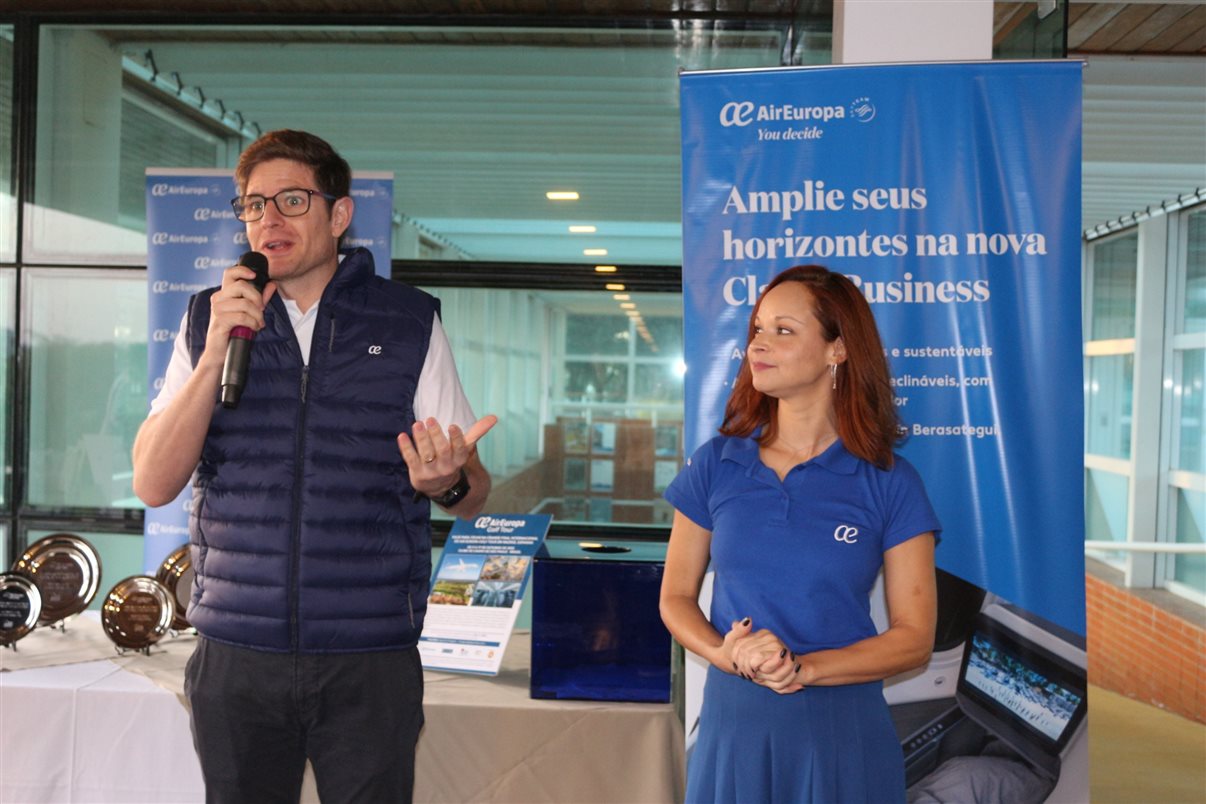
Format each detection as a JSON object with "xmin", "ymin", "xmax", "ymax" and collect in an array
[{"xmin": 220, "ymin": 250, "xmax": 270, "ymax": 409}]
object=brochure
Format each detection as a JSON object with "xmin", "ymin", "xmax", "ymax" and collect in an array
[{"xmin": 419, "ymin": 513, "xmax": 551, "ymax": 675}]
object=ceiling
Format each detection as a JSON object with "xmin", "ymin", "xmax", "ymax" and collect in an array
[
  {"xmin": 997, "ymin": 1, "xmax": 1206, "ymax": 233},
  {"xmin": 998, "ymin": 1, "xmax": 1205, "ymax": 54},
  {"xmin": 19, "ymin": 0, "xmax": 1206, "ymax": 260}
]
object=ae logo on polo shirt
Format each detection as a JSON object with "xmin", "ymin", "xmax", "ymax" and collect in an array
[{"xmin": 833, "ymin": 524, "xmax": 860, "ymax": 544}]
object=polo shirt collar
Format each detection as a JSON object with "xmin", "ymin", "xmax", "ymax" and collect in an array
[{"xmin": 720, "ymin": 431, "xmax": 861, "ymax": 475}]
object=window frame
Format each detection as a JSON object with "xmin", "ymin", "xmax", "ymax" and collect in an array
[
  {"xmin": 1157, "ymin": 203, "xmax": 1206, "ymax": 604},
  {"xmin": 1082, "ymin": 229, "xmax": 1140, "ymax": 572}
]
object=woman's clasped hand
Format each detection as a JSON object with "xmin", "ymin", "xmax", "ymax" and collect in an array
[{"xmin": 724, "ymin": 616, "xmax": 805, "ymax": 693}]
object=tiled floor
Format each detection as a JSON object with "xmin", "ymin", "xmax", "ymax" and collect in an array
[{"xmin": 1089, "ymin": 685, "xmax": 1206, "ymax": 803}]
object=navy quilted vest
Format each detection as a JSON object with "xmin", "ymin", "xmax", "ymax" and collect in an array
[{"xmin": 184, "ymin": 248, "xmax": 436, "ymax": 653}]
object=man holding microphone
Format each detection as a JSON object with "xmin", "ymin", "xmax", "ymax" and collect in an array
[{"xmin": 133, "ymin": 129, "xmax": 494, "ymax": 803}]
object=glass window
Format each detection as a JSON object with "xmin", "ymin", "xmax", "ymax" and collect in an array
[
  {"xmin": 1176, "ymin": 348, "xmax": 1204, "ymax": 474},
  {"xmin": 993, "ymin": 0, "xmax": 1067, "ymax": 59},
  {"xmin": 426, "ymin": 286, "xmax": 683, "ymax": 529},
  {"xmin": 22, "ymin": 269, "xmax": 147, "ymax": 509},
  {"xmin": 22, "ymin": 528, "xmax": 144, "ymax": 611},
  {"xmin": 1085, "ymin": 354, "xmax": 1133, "ymax": 459},
  {"xmin": 1085, "ymin": 468, "xmax": 1128, "ymax": 544},
  {"xmin": 563, "ymin": 361, "xmax": 630, "ymax": 403},
  {"xmin": 1172, "ymin": 487, "xmax": 1204, "ymax": 592},
  {"xmin": 0, "ymin": 26, "xmax": 14, "ymax": 263},
  {"xmin": 634, "ymin": 363, "xmax": 683, "ymax": 405},
  {"xmin": 1165, "ymin": 208, "xmax": 1204, "ymax": 600},
  {"xmin": 1090, "ymin": 232, "xmax": 1138, "ymax": 340},
  {"xmin": 0, "ymin": 268, "xmax": 12, "ymax": 509},
  {"xmin": 118, "ymin": 95, "xmax": 227, "ymax": 228},
  {"xmin": 566, "ymin": 314, "xmax": 630, "ymax": 356},
  {"xmin": 29, "ymin": 24, "xmax": 788, "ymax": 265},
  {"xmin": 635, "ymin": 315, "xmax": 683, "ymax": 358},
  {"xmin": 1185, "ymin": 208, "xmax": 1205, "ymax": 334},
  {"xmin": 29, "ymin": 29, "xmax": 158, "ymax": 263}
]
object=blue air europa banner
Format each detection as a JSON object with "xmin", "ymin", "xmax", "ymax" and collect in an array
[
  {"xmin": 143, "ymin": 169, "xmax": 394, "ymax": 571},
  {"xmin": 680, "ymin": 62, "xmax": 1085, "ymax": 635}
]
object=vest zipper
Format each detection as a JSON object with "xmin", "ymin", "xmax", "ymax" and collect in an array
[
  {"xmin": 328, "ymin": 318, "xmax": 336, "ymax": 352},
  {"xmin": 407, "ymin": 590, "xmax": 415, "ymax": 629},
  {"xmin": 288, "ymin": 364, "xmax": 311, "ymax": 650}
]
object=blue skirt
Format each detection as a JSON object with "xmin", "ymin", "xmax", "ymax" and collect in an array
[{"xmin": 687, "ymin": 666, "xmax": 905, "ymax": 804}]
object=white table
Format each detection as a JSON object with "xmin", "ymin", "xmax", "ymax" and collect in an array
[
  {"xmin": 0, "ymin": 658, "xmax": 202, "ymax": 803},
  {"xmin": 1, "ymin": 617, "xmax": 684, "ymax": 803}
]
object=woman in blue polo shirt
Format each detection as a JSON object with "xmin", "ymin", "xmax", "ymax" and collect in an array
[{"xmin": 661, "ymin": 264, "xmax": 940, "ymax": 803}]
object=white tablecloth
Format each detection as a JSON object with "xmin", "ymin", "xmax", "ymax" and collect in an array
[
  {"xmin": 1, "ymin": 616, "xmax": 684, "ymax": 803},
  {"xmin": 0, "ymin": 658, "xmax": 203, "ymax": 803}
]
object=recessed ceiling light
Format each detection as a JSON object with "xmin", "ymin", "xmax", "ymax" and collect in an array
[
  {"xmin": 605, "ymin": 283, "xmax": 625, "ymax": 291},
  {"xmin": 620, "ymin": 302, "xmax": 636, "ymax": 309},
  {"xmin": 613, "ymin": 293, "xmax": 630, "ymax": 301},
  {"xmin": 568, "ymin": 225, "xmax": 596, "ymax": 233},
  {"xmin": 583, "ymin": 248, "xmax": 608, "ymax": 256},
  {"xmin": 546, "ymin": 191, "xmax": 580, "ymax": 201},
  {"xmin": 594, "ymin": 265, "xmax": 617, "ymax": 273}
]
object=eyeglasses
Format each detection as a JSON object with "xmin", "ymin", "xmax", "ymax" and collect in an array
[{"xmin": 230, "ymin": 188, "xmax": 338, "ymax": 222}]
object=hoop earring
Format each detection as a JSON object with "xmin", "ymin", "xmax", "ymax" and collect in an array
[{"xmin": 830, "ymin": 363, "xmax": 837, "ymax": 390}]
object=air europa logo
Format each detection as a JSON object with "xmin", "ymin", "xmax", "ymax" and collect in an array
[
  {"xmin": 719, "ymin": 100, "xmax": 846, "ymax": 127},
  {"xmin": 151, "ymin": 232, "xmax": 209, "ymax": 246},
  {"xmin": 474, "ymin": 516, "xmax": 525, "ymax": 529},
  {"xmin": 833, "ymin": 525, "xmax": 859, "ymax": 544},
  {"xmin": 193, "ymin": 207, "xmax": 236, "ymax": 222},
  {"xmin": 719, "ymin": 101, "xmax": 755, "ymax": 127},
  {"xmin": 193, "ymin": 256, "xmax": 227, "ymax": 270},
  {"xmin": 150, "ymin": 183, "xmax": 208, "ymax": 197}
]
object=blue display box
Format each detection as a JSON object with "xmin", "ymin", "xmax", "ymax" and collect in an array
[{"xmin": 530, "ymin": 539, "xmax": 671, "ymax": 703}]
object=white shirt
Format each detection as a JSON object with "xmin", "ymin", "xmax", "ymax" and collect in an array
[{"xmin": 150, "ymin": 298, "xmax": 476, "ymax": 431}]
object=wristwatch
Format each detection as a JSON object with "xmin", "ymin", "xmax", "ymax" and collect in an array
[{"xmin": 426, "ymin": 468, "xmax": 470, "ymax": 508}]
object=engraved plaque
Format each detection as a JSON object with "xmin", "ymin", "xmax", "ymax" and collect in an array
[
  {"xmin": 101, "ymin": 576, "xmax": 174, "ymax": 652},
  {"xmin": 0, "ymin": 573, "xmax": 42, "ymax": 646},
  {"xmin": 155, "ymin": 544, "xmax": 193, "ymax": 631},
  {"xmin": 13, "ymin": 534, "xmax": 102, "ymax": 625}
]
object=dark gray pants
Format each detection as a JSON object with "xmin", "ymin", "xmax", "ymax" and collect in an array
[{"xmin": 184, "ymin": 637, "xmax": 424, "ymax": 804}]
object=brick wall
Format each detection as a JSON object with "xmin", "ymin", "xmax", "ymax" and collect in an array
[{"xmin": 1085, "ymin": 570, "xmax": 1206, "ymax": 724}]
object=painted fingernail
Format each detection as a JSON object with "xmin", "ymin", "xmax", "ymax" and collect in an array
[
  {"xmin": 790, "ymin": 651, "xmax": 795, "ymax": 660},
  {"xmin": 732, "ymin": 662, "xmax": 738, "ymax": 670},
  {"xmin": 794, "ymin": 663, "xmax": 801, "ymax": 673},
  {"xmin": 741, "ymin": 617, "xmax": 751, "ymax": 626},
  {"xmin": 779, "ymin": 648, "xmax": 787, "ymax": 658}
]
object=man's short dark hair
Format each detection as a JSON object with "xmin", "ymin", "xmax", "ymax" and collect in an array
[{"xmin": 235, "ymin": 130, "xmax": 351, "ymax": 200}]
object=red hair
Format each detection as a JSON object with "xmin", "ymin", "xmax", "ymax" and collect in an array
[{"xmin": 719, "ymin": 265, "xmax": 901, "ymax": 468}]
